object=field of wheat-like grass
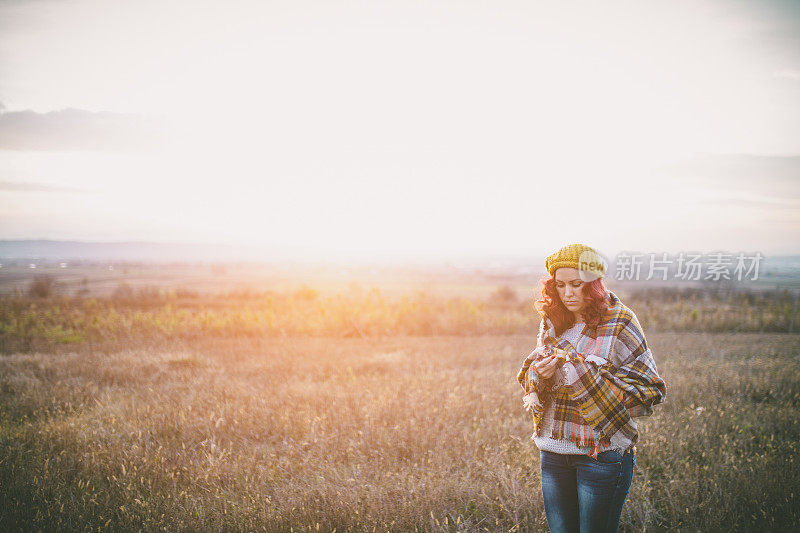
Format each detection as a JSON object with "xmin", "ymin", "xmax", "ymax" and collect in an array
[{"xmin": 1, "ymin": 327, "xmax": 799, "ymax": 531}]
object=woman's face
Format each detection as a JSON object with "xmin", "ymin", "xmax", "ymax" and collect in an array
[{"xmin": 554, "ymin": 267, "xmax": 587, "ymax": 316}]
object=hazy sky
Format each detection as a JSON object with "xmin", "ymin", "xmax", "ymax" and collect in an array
[{"xmin": 0, "ymin": 0, "xmax": 798, "ymax": 260}]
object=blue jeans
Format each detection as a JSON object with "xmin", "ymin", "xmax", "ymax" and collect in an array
[{"xmin": 540, "ymin": 449, "xmax": 635, "ymax": 533}]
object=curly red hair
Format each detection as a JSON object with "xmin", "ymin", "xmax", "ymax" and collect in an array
[{"xmin": 534, "ymin": 275, "xmax": 610, "ymax": 337}]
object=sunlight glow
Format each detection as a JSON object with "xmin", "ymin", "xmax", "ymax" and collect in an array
[{"xmin": 1, "ymin": 0, "xmax": 798, "ymax": 256}]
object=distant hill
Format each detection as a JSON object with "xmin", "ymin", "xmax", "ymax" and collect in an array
[
  {"xmin": 0, "ymin": 239, "xmax": 547, "ymax": 267},
  {"xmin": 0, "ymin": 239, "xmax": 304, "ymax": 263},
  {"xmin": 0, "ymin": 241, "xmax": 798, "ymax": 279}
]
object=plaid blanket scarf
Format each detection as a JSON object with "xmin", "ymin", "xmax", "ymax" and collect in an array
[{"xmin": 516, "ymin": 290, "xmax": 667, "ymax": 459}]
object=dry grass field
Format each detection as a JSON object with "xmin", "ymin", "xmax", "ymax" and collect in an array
[
  {"xmin": 1, "ymin": 332, "xmax": 800, "ymax": 531},
  {"xmin": 1, "ymin": 277, "xmax": 799, "ymax": 531}
]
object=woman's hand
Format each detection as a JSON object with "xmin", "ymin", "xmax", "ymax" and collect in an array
[
  {"xmin": 524, "ymin": 345, "xmax": 546, "ymax": 365},
  {"xmin": 533, "ymin": 353, "xmax": 560, "ymax": 379}
]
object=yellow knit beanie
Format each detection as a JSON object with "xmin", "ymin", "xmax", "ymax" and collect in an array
[{"xmin": 545, "ymin": 243, "xmax": 607, "ymax": 280}]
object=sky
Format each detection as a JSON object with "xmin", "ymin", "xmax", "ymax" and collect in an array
[{"xmin": 0, "ymin": 0, "xmax": 799, "ymax": 261}]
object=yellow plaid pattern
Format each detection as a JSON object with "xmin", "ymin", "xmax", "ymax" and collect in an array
[{"xmin": 517, "ymin": 290, "xmax": 667, "ymax": 459}]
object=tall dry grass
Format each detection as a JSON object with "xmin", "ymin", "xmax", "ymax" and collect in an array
[{"xmin": 1, "ymin": 329, "xmax": 799, "ymax": 531}]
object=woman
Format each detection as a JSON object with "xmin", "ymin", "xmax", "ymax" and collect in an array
[{"xmin": 516, "ymin": 243, "xmax": 667, "ymax": 533}]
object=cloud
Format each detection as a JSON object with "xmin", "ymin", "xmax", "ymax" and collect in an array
[
  {"xmin": 773, "ymin": 68, "xmax": 800, "ymax": 80},
  {"xmin": 663, "ymin": 152, "xmax": 800, "ymax": 182},
  {"xmin": 0, "ymin": 104, "xmax": 166, "ymax": 152},
  {"xmin": 658, "ymin": 153, "xmax": 800, "ymax": 209},
  {"xmin": 0, "ymin": 180, "xmax": 88, "ymax": 192}
]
